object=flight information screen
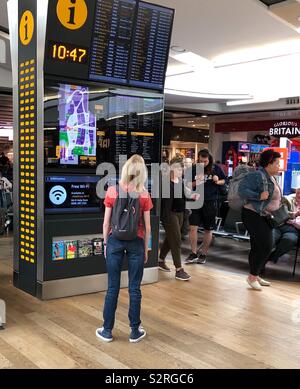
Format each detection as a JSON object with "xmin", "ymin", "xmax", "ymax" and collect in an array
[
  {"xmin": 89, "ymin": 0, "xmax": 136, "ymax": 84},
  {"xmin": 129, "ymin": 1, "xmax": 174, "ymax": 90},
  {"xmin": 45, "ymin": 0, "xmax": 174, "ymax": 91},
  {"xmin": 88, "ymin": 0, "xmax": 174, "ymax": 90}
]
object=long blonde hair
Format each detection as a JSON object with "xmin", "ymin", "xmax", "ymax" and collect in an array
[{"xmin": 120, "ymin": 155, "xmax": 148, "ymax": 193}]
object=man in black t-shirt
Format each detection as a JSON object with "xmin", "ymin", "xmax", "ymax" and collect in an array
[
  {"xmin": 0, "ymin": 153, "xmax": 9, "ymax": 166},
  {"xmin": 185, "ymin": 149, "xmax": 226, "ymax": 264}
]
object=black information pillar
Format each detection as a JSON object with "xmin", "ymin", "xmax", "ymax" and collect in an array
[
  {"xmin": 14, "ymin": 0, "xmax": 38, "ymax": 295},
  {"xmin": 10, "ymin": 0, "xmax": 173, "ymax": 300}
]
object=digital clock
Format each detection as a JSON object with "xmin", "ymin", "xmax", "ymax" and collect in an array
[{"xmin": 48, "ymin": 41, "xmax": 88, "ymax": 64}]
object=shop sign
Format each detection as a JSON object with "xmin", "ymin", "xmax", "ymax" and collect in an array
[
  {"xmin": 269, "ymin": 121, "xmax": 300, "ymax": 137},
  {"xmin": 250, "ymin": 144, "xmax": 268, "ymax": 153},
  {"xmin": 266, "ymin": 147, "xmax": 288, "ymax": 171},
  {"xmin": 238, "ymin": 142, "xmax": 251, "ymax": 152}
]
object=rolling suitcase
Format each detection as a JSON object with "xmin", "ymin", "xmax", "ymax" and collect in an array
[{"xmin": 0, "ymin": 299, "xmax": 5, "ymax": 329}]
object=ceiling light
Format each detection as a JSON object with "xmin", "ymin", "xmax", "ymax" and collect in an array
[
  {"xmin": 201, "ymin": 115, "xmax": 208, "ymax": 118},
  {"xmin": 213, "ymin": 39, "xmax": 300, "ymax": 67},
  {"xmin": 227, "ymin": 96, "xmax": 279, "ymax": 106},
  {"xmin": 172, "ymin": 52, "xmax": 213, "ymax": 70},
  {"xmin": 188, "ymin": 120, "xmax": 195, "ymax": 123},
  {"xmin": 165, "ymin": 89, "xmax": 252, "ymax": 100},
  {"xmin": 170, "ymin": 45, "xmax": 186, "ymax": 54}
]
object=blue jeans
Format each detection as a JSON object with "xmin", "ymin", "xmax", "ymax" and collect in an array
[
  {"xmin": 103, "ymin": 235, "xmax": 145, "ymax": 331},
  {"xmin": 269, "ymin": 224, "xmax": 299, "ymax": 263}
]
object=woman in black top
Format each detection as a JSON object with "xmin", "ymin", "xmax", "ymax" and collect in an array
[{"xmin": 159, "ymin": 157, "xmax": 198, "ymax": 281}]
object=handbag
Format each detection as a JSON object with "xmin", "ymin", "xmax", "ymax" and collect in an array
[
  {"xmin": 265, "ymin": 204, "xmax": 290, "ymax": 228},
  {"xmin": 263, "ymin": 174, "xmax": 290, "ymax": 228}
]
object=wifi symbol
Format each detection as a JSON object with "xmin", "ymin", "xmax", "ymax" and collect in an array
[
  {"xmin": 53, "ymin": 189, "xmax": 64, "ymax": 200},
  {"xmin": 49, "ymin": 185, "xmax": 67, "ymax": 205}
]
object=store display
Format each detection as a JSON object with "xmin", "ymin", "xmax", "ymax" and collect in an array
[
  {"xmin": 52, "ymin": 241, "xmax": 65, "ymax": 261},
  {"xmin": 92, "ymin": 238, "xmax": 104, "ymax": 256},
  {"xmin": 78, "ymin": 239, "xmax": 93, "ymax": 258},
  {"xmin": 238, "ymin": 143, "xmax": 251, "ymax": 153},
  {"xmin": 65, "ymin": 240, "xmax": 78, "ymax": 259},
  {"xmin": 52, "ymin": 235, "xmax": 104, "ymax": 262}
]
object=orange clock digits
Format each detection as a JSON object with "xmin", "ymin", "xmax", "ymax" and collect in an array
[
  {"xmin": 51, "ymin": 43, "xmax": 88, "ymax": 63},
  {"xmin": 56, "ymin": 0, "xmax": 88, "ymax": 30}
]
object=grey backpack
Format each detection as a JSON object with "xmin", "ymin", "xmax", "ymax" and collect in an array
[
  {"xmin": 111, "ymin": 186, "xmax": 140, "ymax": 241},
  {"xmin": 228, "ymin": 166, "xmax": 269, "ymax": 211},
  {"xmin": 228, "ymin": 165, "xmax": 251, "ymax": 211}
]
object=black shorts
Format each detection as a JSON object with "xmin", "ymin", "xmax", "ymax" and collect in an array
[{"xmin": 189, "ymin": 200, "xmax": 217, "ymax": 230}]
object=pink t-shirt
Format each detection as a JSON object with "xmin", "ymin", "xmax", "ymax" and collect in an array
[
  {"xmin": 266, "ymin": 177, "xmax": 281, "ymax": 212},
  {"xmin": 244, "ymin": 176, "xmax": 281, "ymax": 213},
  {"xmin": 104, "ymin": 184, "xmax": 153, "ymax": 239}
]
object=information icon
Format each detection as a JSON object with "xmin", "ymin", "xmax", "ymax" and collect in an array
[
  {"xmin": 56, "ymin": 0, "xmax": 88, "ymax": 30},
  {"xmin": 49, "ymin": 185, "xmax": 67, "ymax": 205},
  {"xmin": 19, "ymin": 10, "xmax": 34, "ymax": 46}
]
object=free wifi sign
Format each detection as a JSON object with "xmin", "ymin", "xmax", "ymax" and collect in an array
[{"xmin": 49, "ymin": 186, "xmax": 67, "ymax": 205}]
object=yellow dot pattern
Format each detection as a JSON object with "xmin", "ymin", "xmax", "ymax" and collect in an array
[{"xmin": 19, "ymin": 59, "xmax": 36, "ymax": 265}]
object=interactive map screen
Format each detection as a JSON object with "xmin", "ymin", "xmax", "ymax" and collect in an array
[
  {"xmin": 44, "ymin": 83, "xmax": 110, "ymax": 170},
  {"xmin": 44, "ymin": 82, "xmax": 163, "ymax": 171},
  {"xmin": 58, "ymin": 84, "xmax": 96, "ymax": 165}
]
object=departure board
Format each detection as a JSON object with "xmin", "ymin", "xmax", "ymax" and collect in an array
[
  {"xmin": 45, "ymin": 0, "xmax": 174, "ymax": 91},
  {"xmin": 44, "ymin": 0, "xmax": 97, "ymax": 80},
  {"xmin": 129, "ymin": 1, "xmax": 174, "ymax": 90},
  {"xmin": 89, "ymin": 0, "xmax": 174, "ymax": 90},
  {"xmin": 89, "ymin": 0, "xmax": 136, "ymax": 84}
]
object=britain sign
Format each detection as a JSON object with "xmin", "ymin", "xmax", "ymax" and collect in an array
[{"xmin": 269, "ymin": 121, "xmax": 300, "ymax": 137}]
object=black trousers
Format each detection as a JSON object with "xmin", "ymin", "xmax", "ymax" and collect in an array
[
  {"xmin": 241, "ymin": 208, "xmax": 273, "ymax": 276},
  {"xmin": 160, "ymin": 212, "xmax": 184, "ymax": 269}
]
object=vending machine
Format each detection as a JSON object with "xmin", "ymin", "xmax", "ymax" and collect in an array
[{"xmin": 9, "ymin": 0, "xmax": 174, "ymax": 299}]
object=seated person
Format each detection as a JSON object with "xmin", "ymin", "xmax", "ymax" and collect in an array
[
  {"xmin": 269, "ymin": 189, "xmax": 300, "ymax": 263},
  {"xmin": 0, "ymin": 169, "xmax": 12, "ymax": 192}
]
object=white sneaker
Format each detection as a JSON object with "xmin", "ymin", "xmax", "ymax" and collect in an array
[
  {"xmin": 129, "ymin": 327, "xmax": 147, "ymax": 343},
  {"xmin": 247, "ymin": 277, "xmax": 262, "ymax": 291},
  {"xmin": 95, "ymin": 327, "xmax": 113, "ymax": 342},
  {"xmin": 258, "ymin": 277, "xmax": 271, "ymax": 287}
]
